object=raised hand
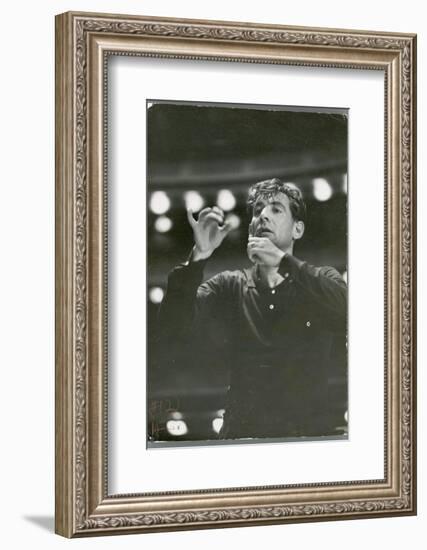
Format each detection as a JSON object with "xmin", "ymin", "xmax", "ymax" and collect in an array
[
  {"xmin": 187, "ymin": 206, "xmax": 232, "ymax": 261},
  {"xmin": 247, "ymin": 236, "xmax": 285, "ymax": 267}
]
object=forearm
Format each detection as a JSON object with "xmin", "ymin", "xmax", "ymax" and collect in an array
[{"xmin": 158, "ymin": 253, "xmax": 208, "ymax": 340}]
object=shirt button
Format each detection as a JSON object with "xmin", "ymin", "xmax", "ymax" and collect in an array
[
  {"xmin": 271, "ymin": 289, "xmax": 276, "ymax": 295},
  {"xmin": 269, "ymin": 304, "xmax": 275, "ymax": 310},
  {"xmin": 306, "ymin": 321, "xmax": 311, "ymax": 327},
  {"xmin": 284, "ymin": 272, "xmax": 289, "ymax": 278}
]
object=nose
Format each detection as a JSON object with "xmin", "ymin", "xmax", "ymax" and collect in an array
[{"xmin": 260, "ymin": 205, "xmax": 270, "ymax": 221}]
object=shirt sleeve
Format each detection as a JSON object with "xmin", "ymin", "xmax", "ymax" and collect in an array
[
  {"xmin": 158, "ymin": 253, "xmax": 229, "ymax": 344},
  {"xmin": 278, "ymin": 254, "xmax": 347, "ymax": 319}
]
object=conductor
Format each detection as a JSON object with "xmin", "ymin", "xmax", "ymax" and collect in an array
[{"xmin": 158, "ymin": 178, "xmax": 347, "ymax": 440}]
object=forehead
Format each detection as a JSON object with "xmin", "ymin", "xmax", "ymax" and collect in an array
[{"xmin": 253, "ymin": 192, "xmax": 291, "ymax": 209}]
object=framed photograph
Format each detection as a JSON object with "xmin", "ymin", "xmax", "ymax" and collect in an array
[
  {"xmin": 55, "ymin": 11, "xmax": 416, "ymax": 537},
  {"xmin": 146, "ymin": 100, "xmax": 348, "ymax": 449}
]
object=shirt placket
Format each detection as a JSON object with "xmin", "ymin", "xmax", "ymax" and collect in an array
[{"xmin": 266, "ymin": 271, "xmax": 293, "ymax": 314}]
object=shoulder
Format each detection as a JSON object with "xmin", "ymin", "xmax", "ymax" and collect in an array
[
  {"xmin": 207, "ymin": 268, "xmax": 247, "ymax": 283},
  {"xmin": 318, "ymin": 265, "xmax": 345, "ymax": 278},
  {"xmin": 317, "ymin": 265, "xmax": 347, "ymax": 285},
  {"xmin": 202, "ymin": 269, "xmax": 248, "ymax": 291}
]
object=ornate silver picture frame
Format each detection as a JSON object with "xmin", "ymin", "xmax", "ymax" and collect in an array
[{"xmin": 55, "ymin": 11, "xmax": 416, "ymax": 537}]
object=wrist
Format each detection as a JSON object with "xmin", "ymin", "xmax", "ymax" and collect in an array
[{"xmin": 192, "ymin": 245, "xmax": 214, "ymax": 262}]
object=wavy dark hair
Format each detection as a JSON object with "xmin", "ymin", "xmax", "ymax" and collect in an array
[{"xmin": 247, "ymin": 178, "xmax": 307, "ymax": 223}]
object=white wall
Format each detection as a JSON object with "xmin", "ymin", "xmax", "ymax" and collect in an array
[{"xmin": 0, "ymin": 1, "xmax": 424, "ymax": 548}]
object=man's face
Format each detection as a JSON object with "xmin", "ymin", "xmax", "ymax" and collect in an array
[{"xmin": 250, "ymin": 192, "xmax": 304, "ymax": 252}]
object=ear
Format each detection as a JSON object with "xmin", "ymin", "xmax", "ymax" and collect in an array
[{"xmin": 292, "ymin": 220, "xmax": 305, "ymax": 241}]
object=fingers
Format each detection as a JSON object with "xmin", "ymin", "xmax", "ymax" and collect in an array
[
  {"xmin": 199, "ymin": 208, "xmax": 225, "ymax": 229},
  {"xmin": 198, "ymin": 207, "xmax": 225, "ymax": 224},
  {"xmin": 188, "ymin": 207, "xmax": 223, "ymax": 228},
  {"xmin": 219, "ymin": 221, "xmax": 233, "ymax": 234},
  {"xmin": 187, "ymin": 206, "xmax": 234, "ymax": 238},
  {"xmin": 247, "ymin": 240, "xmax": 256, "ymax": 250},
  {"xmin": 247, "ymin": 241, "xmax": 259, "ymax": 256},
  {"xmin": 248, "ymin": 246, "xmax": 264, "ymax": 256},
  {"xmin": 203, "ymin": 212, "xmax": 224, "ymax": 226},
  {"xmin": 247, "ymin": 244, "xmax": 260, "ymax": 264},
  {"xmin": 248, "ymin": 236, "xmax": 268, "ymax": 243},
  {"xmin": 212, "ymin": 206, "xmax": 224, "ymax": 216},
  {"xmin": 198, "ymin": 206, "xmax": 224, "ymax": 218},
  {"xmin": 188, "ymin": 206, "xmax": 226, "ymax": 222},
  {"xmin": 248, "ymin": 237, "xmax": 269, "ymax": 248},
  {"xmin": 248, "ymin": 238, "xmax": 278, "ymax": 257},
  {"xmin": 247, "ymin": 240, "xmax": 263, "ymax": 252},
  {"xmin": 247, "ymin": 243, "xmax": 255, "ymax": 262},
  {"xmin": 197, "ymin": 207, "xmax": 214, "ymax": 219}
]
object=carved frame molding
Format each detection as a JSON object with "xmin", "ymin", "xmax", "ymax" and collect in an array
[{"xmin": 55, "ymin": 12, "xmax": 416, "ymax": 537}]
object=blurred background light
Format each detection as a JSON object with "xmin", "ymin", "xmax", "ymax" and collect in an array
[
  {"xmin": 217, "ymin": 189, "xmax": 236, "ymax": 211},
  {"xmin": 154, "ymin": 215, "xmax": 173, "ymax": 233},
  {"xmin": 212, "ymin": 417, "xmax": 224, "ymax": 434},
  {"xmin": 225, "ymin": 213, "xmax": 241, "ymax": 230},
  {"xmin": 184, "ymin": 190, "xmax": 205, "ymax": 213},
  {"xmin": 149, "ymin": 191, "xmax": 170, "ymax": 215},
  {"xmin": 312, "ymin": 177, "xmax": 333, "ymax": 202},
  {"xmin": 166, "ymin": 419, "xmax": 188, "ymax": 436},
  {"xmin": 149, "ymin": 286, "xmax": 164, "ymax": 304},
  {"xmin": 212, "ymin": 409, "xmax": 225, "ymax": 434}
]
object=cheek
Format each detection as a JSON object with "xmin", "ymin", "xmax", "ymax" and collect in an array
[{"xmin": 278, "ymin": 220, "xmax": 293, "ymax": 235}]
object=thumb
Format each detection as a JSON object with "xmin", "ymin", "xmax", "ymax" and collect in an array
[{"xmin": 186, "ymin": 208, "xmax": 197, "ymax": 228}]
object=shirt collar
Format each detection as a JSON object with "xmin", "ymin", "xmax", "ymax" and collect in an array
[{"xmin": 243, "ymin": 267, "xmax": 257, "ymax": 288}]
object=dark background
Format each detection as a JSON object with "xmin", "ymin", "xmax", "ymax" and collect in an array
[{"xmin": 146, "ymin": 101, "xmax": 348, "ymax": 444}]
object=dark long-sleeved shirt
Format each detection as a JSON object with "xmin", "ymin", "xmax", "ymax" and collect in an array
[{"xmin": 158, "ymin": 253, "xmax": 347, "ymax": 440}]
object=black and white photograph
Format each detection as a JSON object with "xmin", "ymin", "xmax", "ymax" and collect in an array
[
  {"xmin": 1, "ymin": 0, "xmax": 421, "ymax": 544},
  {"xmin": 147, "ymin": 100, "xmax": 348, "ymax": 447}
]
